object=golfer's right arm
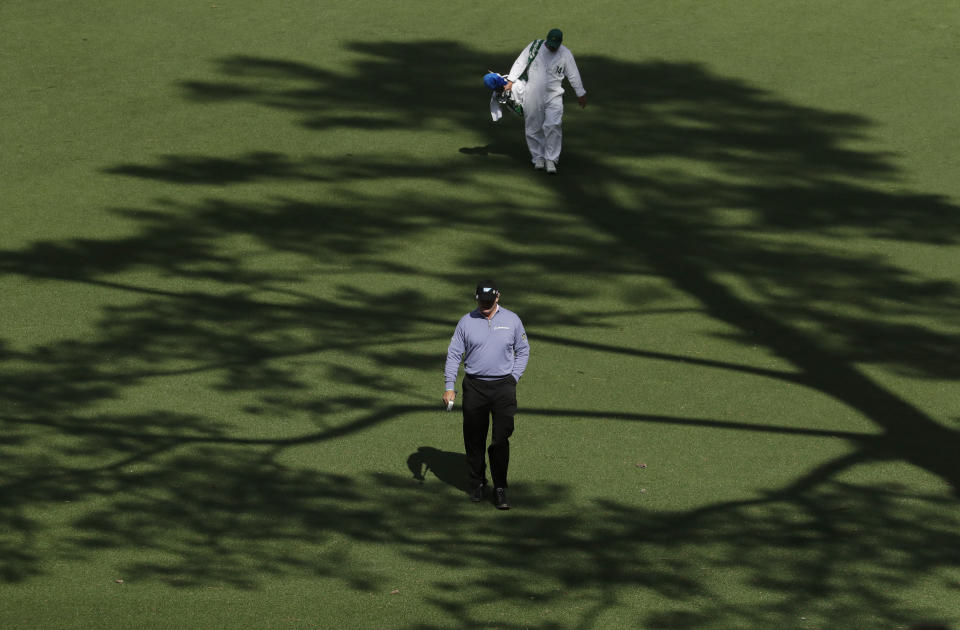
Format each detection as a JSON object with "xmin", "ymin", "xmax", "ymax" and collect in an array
[{"xmin": 443, "ymin": 324, "xmax": 466, "ymax": 404}]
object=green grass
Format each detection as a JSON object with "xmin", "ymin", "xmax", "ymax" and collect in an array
[{"xmin": 2, "ymin": 1, "xmax": 960, "ymax": 629}]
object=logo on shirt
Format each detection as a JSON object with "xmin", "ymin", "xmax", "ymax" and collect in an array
[{"xmin": 493, "ymin": 326, "xmax": 511, "ymax": 331}]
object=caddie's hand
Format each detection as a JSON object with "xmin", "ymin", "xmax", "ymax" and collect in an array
[
  {"xmin": 578, "ymin": 95, "xmax": 587, "ymax": 108},
  {"xmin": 505, "ymin": 81, "xmax": 514, "ymax": 91},
  {"xmin": 442, "ymin": 390, "xmax": 456, "ymax": 406}
]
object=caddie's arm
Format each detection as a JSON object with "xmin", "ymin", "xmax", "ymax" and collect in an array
[
  {"xmin": 506, "ymin": 44, "xmax": 531, "ymax": 88},
  {"xmin": 564, "ymin": 54, "xmax": 587, "ymax": 108}
]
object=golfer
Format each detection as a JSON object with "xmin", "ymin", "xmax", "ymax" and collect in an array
[
  {"xmin": 443, "ymin": 281, "xmax": 530, "ymax": 509},
  {"xmin": 505, "ymin": 28, "xmax": 586, "ymax": 174}
]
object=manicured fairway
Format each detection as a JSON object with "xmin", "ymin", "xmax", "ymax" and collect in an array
[{"xmin": 2, "ymin": 1, "xmax": 959, "ymax": 629}]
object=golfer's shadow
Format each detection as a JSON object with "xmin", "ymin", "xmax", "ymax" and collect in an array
[{"xmin": 406, "ymin": 446, "xmax": 469, "ymax": 492}]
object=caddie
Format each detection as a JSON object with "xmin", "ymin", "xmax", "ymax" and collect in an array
[{"xmin": 505, "ymin": 28, "xmax": 587, "ymax": 174}]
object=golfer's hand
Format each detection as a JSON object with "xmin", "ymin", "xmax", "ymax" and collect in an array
[
  {"xmin": 442, "ymin": 390, "xmax": 456, "ymax": 406},
  {"xmin": 578, "ymin": 95, "xmax": 587, "ymax": 108}
]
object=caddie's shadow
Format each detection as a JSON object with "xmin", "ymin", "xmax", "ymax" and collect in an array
[
  {"xmin": 406, "ymin": 446, "xmax": 469, "ymax": 492},
  {"xmin": 458, "ymin": 137, "xmax": 526, "ymax": 160},
  {"xmin": 459, "ymin": 144, "xmax": 499, "ymax": 156}
]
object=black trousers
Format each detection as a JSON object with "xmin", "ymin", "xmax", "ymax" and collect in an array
[{"xmin": 462, "ymin": 375, "xmax": 517, "ymax": 489}]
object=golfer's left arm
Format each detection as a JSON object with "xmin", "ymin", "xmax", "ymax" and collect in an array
[{"xmin": 511, "ymin": 322, "xmax": 530, "ymax": 384}]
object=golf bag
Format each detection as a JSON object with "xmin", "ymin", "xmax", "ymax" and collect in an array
[
  {"xmin": 484, "ymin": 39, "xmax": 545, "ymax": 121},
  {"xmin": 484, "ymin": 72, "xmax": 525, "ymax": 120}
]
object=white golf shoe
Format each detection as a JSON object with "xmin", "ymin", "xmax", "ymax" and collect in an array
[
  {"xmin": 545, "ymin": 160, "xmax": 557, "ymax": 174},
  {"xmin": 533, "ymin": 159, "xmax": 545, "ymax": 170}
]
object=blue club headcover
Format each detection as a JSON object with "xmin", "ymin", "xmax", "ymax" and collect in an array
[{"xmin": 483, "ymin": 72, "xmax": 507, "ymax": 90}]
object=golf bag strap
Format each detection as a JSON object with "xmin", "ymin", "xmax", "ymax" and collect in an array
[{"xmin": 518, "ymin": 39, "xmax": 544, "ymax": 82}]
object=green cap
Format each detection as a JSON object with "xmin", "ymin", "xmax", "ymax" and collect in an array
[{"xmin": 546, "ymin": 28, "xmax": 563, "ymax": 48}]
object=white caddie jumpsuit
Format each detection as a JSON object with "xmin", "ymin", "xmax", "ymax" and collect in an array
[{"xmin": 507, "ymin": 41, "xmax": 586, "ymax": 165}]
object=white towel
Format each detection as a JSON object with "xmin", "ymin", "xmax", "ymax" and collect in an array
[{"xmin": 490, "ymin": 92, "xmax": 503, "ymax": 121}]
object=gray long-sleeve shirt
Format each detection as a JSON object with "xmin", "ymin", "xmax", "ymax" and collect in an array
[{"xmin": 444, "ymin": 306, "xmax": 530, "ymax": 391}]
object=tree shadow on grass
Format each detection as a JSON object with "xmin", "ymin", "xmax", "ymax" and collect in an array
[
  {"xmin": 1, "ymin": 40, "xmax": 959, "ymax": 629},
  {"xmin": 44, "ymin": 456, "xmax": 960, "ymax": 628}
]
